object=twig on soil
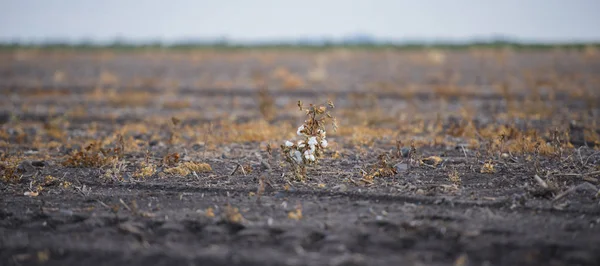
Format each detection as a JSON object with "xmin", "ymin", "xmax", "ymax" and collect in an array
[
  {"xmin": 97, "ymin": 200, "xmax": 111, "ymax": 209},
  {"xmin": 73, "ymin": 181, "xmax": 91, "ymax": 197},
  {"xmin": 347, "ymin": 178, "xmax": 361, "ymax": 186},
  {"xmin": 230, "ymin": 162, "xmax": 246, "ymax": 176},
  {"xmin": 422, "ymin": 163, "xmax": 436, "ymax": 169},
  {"xmin": 360, "ymin": 178, "xmax": 374, "ymax": 185},
  {"xmin": 359, "ymin": 168, "xmax": 367, "ymax": 176},
  {"xmin": 533, "ymin": 175, "xmax": 549, "ymax": 189},
  {"xmin": 556, "ymin": 171, "xmax": 600, "ymax": 183},
  {"xmin": 552, "ymin": 182, "xmax": 599, "ymax": 203},
  {"xmin": 584, "ymin": 170, "xmax": 600, "ymax": 176},
  {"xmin": 230, "ymin": 164, "xmax": 239, "ymax": 175},
  {"xmin": 577, "ymin": 146, "xmax": 585, "ymax": 166},
  {"xmin": 508, "ymin": 154, "xmax": 518, "ymax": 163},
  {"xmin": 584, "ymin": 151, "xmax": 600, "ymax": 165},
  {"xmin": 117, "ymin": 222, "xmax": 145, "ymax": 241},
  {"xmin": 256, "ymin": 176, "xmax": 265, "ymax": 203},
  {"xmin": 119, "ymin": 198, "xmax": 132, "ymax": 212},
  {"xmin": 239, "ymin": 163, "xmax": 247, "ymax": 176},
  {"xmin": 461, "ymin": 145, "xmax": 468, "ymax": 158}
]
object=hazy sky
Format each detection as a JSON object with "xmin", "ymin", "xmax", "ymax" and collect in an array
[{"xmin": 1, "ymin": 0, "xmax": 599, "ymax": 43}]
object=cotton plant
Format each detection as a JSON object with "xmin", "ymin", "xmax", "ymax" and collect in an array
[
  {"xmin": 281, "ymin": 100, "xmax": 336, "ymax": 181},
  {"xmin": 284, "ymin": 128, "xmax": 328, "ymax": 163}
]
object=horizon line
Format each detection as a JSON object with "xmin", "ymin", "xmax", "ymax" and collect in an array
[{"xmin": 2, "ymin": 34, "xmax": 600, "ymax": 46}]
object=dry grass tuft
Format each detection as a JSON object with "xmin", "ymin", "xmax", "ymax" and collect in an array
[
  {"xmin": 288, "ymin": 204, "xmax": 303, "ymax": 220},
  {"xmin": 62, "ymin": 142, "xmax": 120, "ymax": 168},
  {"xmin": 448, "ymin": 169, "xmax": 461, "ymax": 185},
  {"xmin": 134, "ymin": 163, "xmax": 156, "ymax": 179},
  {"xmin": 480, "ymin": 160, "xmax": 496, "ymax": 174},
  {"xmin": 362, "ymin": 154, "xmax": 397, "ymax": 184},
  {"xmin": 0, "ymin": 158, "xmax": 21, "ymax": 184},
  {"xmin": 223, "ymin": 204, "xmax": 244, "ymax": 223},
  {"xmin": 164, "ymin": 162, "xmax": 212, "ymax": 176},
  {"xmin": 204, "ymin": 207, "xmax": 215, "ymax": 218}
]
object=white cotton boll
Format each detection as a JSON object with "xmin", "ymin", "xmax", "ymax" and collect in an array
[
  {"xmin": 304, "ymin": 149, "xmax": 314, "ymax": 159},
  {"xmin": 294, "ymin": 150, "xmax": 302, "ymax": 163},
  {"xmin": 308, "ymin": 136, "xmax": 318, "ymax": 146},
  {"xmin": 304, "ymin": 150, "xmax": 315, "ymax": 161},
  {"xmin": 285, "ymin": 141, "xmax": 294, "ymax": 147},
  {"xmin": 298, "ymin": 140, "xmax": 306, "ymax": 148},
  {"xmin": 309, "ymin": 144, "xmax": 315, "ymax": 152},
  {"xmin": 320, "ymin": 139, "xmax": 328, "ymax": 148},
  {"xmin": 297, "ymin": 125, "xmax": 305, "ymax": 136}
]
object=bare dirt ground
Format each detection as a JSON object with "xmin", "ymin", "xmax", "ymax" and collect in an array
[{"xmin": 1, "ymin": 48, "xmax": 600, "ymax": 266}]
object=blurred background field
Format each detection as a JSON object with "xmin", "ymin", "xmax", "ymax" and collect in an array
[{"xmin": 2, "ymin": 1, "xmax": 600, "ymax": 266}]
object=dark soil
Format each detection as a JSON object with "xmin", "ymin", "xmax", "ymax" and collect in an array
[{"xmin": 1, "ymin": 49, "xmax": 600, "ymax": 266}]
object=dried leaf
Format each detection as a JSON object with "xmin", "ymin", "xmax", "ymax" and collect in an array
[
  {"xmin": 205, "ymin": 207, "xmax": 215, "ymax": 218},
  {"xmin": 287, "ymin": 204, "xmax": 303, "ymax": 220},
  {"xmin": 421, "ymin": 156, "xmax": 443, "ymax": 166},
  {"xmin": 224, "ymin": 205, "xmax": 243, "ymax": 223}
]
